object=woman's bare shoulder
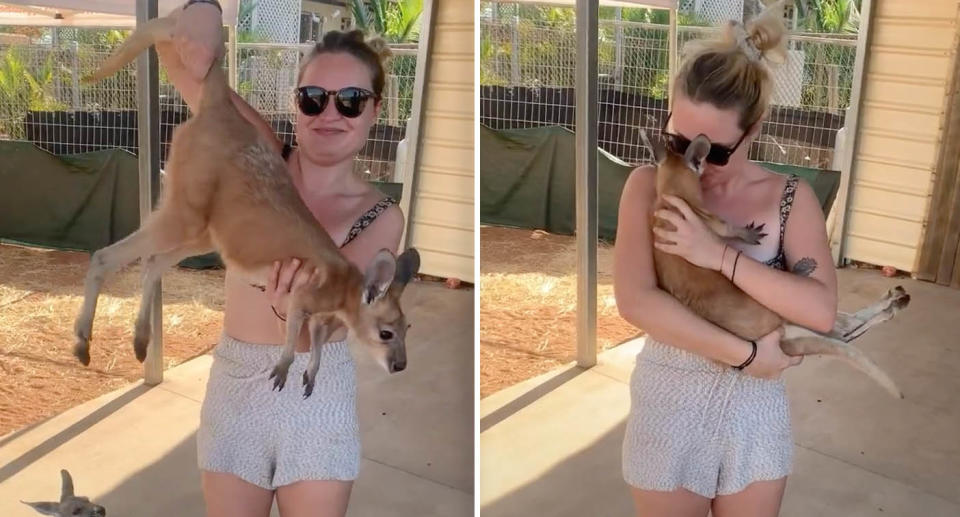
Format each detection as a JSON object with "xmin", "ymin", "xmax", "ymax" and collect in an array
[{"xmin": 621, "ymin": 164, "xmax": 658, "ymax": 205}]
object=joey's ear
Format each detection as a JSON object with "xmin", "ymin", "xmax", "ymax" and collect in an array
[
  {"xmin": 640, "ymin": 129, "xmax": 666, "ymax": 164},
  {"xmin": 21, "ymin": 501, "xmax": 60, "ymax": 515},
  {"xmin": 60, "ymin": 469, "xmax": 74, "ymax": 500},
  {"xmin": 684, "ymin": 134, "xmax": 711, "ymax": 174},
  {"xmin": 362, "ymin": 249, "xmax": 397, "ymax": 304}
]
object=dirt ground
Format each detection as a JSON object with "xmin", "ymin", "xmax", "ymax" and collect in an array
[
  {"xmin": 479, "ymin": 226, "xmax": 640, "ymax": 398},
  {"xmin": 0, "ymin": 243, "xmax": 225, "ymax": 437}
]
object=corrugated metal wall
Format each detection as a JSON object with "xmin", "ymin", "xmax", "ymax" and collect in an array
[
  {"xmin": 844, "ymin": 0, "xmax": 960, "ymax": 271},
  {"xmin": 406, "ymin": 0, "xmax": 475, "ymax": 282}
]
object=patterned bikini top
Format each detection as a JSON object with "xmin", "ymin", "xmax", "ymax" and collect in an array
[
  {"xmin": 281, "ymin": 143, "xmax": 397, "ymax": 248},
  {"xmin": 761, "ymin": 174, "xmax": 800, "ymax": 272}
]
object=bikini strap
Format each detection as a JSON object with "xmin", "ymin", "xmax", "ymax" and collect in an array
[
  {"xmin": 340, "ymin": 197, "xmax": 398, "ymax": 248},
  {"xmin": 776, "ymin": 175, "xmax": 800, "ymax": 255}
]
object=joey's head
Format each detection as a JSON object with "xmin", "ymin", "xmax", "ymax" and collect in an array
[
  {"xmin": 22, "ymin": 470, "xmax": 106, "ymax": 517},
  {"xmin": 641, "ymin": 128, "xmax": 712, "ymax": 199},
  {"xmin": 350, "ymin": 248, "xmax": 420, "ymax": 374}
]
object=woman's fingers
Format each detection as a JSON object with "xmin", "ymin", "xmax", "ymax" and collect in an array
[
  {"xmin": 654, "ymin": 209, "xmax": 684, "ymax": 229},
  {"xmin": 292, "ymin": 266, "xmax": 316, "ymax": 289},
  {"xmin": 662, "ymin": 195, "xmax": 697, "ymax": 221},
  {"xmin": 277, "ymin": 258, "xmax": 302, "ymax": 292},
  {"xmin": 268, "ymin": 260, "xmax": 282, "ymax": 294}
]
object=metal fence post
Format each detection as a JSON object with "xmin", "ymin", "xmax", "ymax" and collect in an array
[
  {"xmin": 137, "ymin": 0, "xmax": 163, "ymax": 386},
  {"xmin": 575, "ymin": 0, "xmax": 598, "ymax": 368}
]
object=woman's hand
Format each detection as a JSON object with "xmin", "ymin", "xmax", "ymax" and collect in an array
[
  {"xmin": 166, "ymin": 1, "xmax": 224, "ymax": 81},
  {"xmin": 741, "ymin": 327, "xmax": 803, "ymax": 379},
  {"xmin": 266, "ymin": 258, "xmax": 316, "ymax": 323},
  {"xmin": 652, "ymin": 195, "xmax": 726, "ymax": 271}
]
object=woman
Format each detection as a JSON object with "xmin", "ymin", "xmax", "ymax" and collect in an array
[
  {"xmin": 156, "ymin": 2, "xmax": 404, "ymax": 516},
  {"xmin": 615, "ymin": 3, "xmax": 837, "ymax": 517}
]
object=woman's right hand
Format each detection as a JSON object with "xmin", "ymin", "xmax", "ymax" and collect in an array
[
  {"xmin": 158, "ymin": 2, "xmax": 224, "ymax": 81},
  {"xmin": 266, "ymin": 258, "xmax": 316, "ymax": 323},
  {"xmin": 742, "ymin": 327, "xmax": 802, "ymax": 379}
]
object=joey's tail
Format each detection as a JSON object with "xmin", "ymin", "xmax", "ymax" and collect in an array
[{"xmin": 82, "ymin": 16, "xmax": 176, "ymax": 83}]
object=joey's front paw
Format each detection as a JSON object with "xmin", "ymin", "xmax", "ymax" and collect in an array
[{"xmin": 740, "ymin": 222, "xmax": 767, "ymax": 245}]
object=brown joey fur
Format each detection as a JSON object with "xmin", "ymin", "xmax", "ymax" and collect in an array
[
  {"xmin": 643, "ymin": 130, "xmax": 908, "ymax": 398},
  {"xmin": 74, "ymin": 15, "xmax": 419, "ymax": 398}
]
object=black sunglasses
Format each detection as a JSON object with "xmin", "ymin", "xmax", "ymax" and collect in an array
[
  {"xmin": 296, "ymin": 86, "xmax": 379, "ymax": 118},
  {"xmin": 660, "ymin": 112, "xmax": 749, "ymax": 166}
]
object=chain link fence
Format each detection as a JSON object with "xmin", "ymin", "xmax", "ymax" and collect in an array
[
  {"xmin": 480, "ymin": 2, "xmax": 858, "ymax": 169},
  {"xmin": 0, "ymin": 29, "xmax": 419, "ymax": 182}
]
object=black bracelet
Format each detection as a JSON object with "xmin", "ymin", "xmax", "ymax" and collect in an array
[
  {"xmin": 271, "ymin": 304, "xmax": 287, "ymax": 322},
  {"xmin": 184, "ymin": 0, "xmax": 222, "ymax": 13},
  {"xmin": 731, "ymin": 250, "xmax": 743, "ymax": 282},
  {"xmin": 734, "ymin": 340, "xmax": 757, "ymax": 370}
]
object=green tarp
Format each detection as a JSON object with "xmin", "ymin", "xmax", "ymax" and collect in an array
[
  {"xmin": 481, "ymin": 125, "xmax": 635, "ymax": 241},
  {"xmin": 480, "ymin": 125, "xmax": 841, "ymax": 241},
  {"xmin": 0, "ymin": 141, "xmax": 141, "ymax": 252},
  {"xmin": 0, "ymin": 141, "xmax": 404, "ymax": 269}
]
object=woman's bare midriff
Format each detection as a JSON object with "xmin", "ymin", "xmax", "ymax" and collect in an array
[{"xmin": 221, "ymin": 153, "xmax": 387, "ymax": 353}]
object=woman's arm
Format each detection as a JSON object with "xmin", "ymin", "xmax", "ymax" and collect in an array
[
  {"xmin": 615, "ymin": 167, "xmax": 757, "ymax": 367},
  {"xmin": 655, "ymin": 179, "xmax": 838, "ymax": 334},
  {"xmin": 339, "ymin": 205, "xmax": 405, "ymax": 269},
  {"xmin": 718, "ymin": 179, "xmax": 837, "ymax": 332}
]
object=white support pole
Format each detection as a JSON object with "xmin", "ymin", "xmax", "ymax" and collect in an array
[
  {"xmin": 399, "ymin": 0, "xmax": 436, "ymax": 250},
  {"xmin": 228, "ymin": 24, "xmax": 238, "ymax": 90},
  {"xmin": 614, "ymin": 7, "xmax": 623, "ymax": 89},
  {"xmin": 137, "ymin": 0, "xmax": 163, "ymax": 385},
  {"xmin": 831, "ymin": 0, "xmax": 874, "ymax": 266},
  {"xmin": 575, "ymin": 0, "xmax": 598, "ymax": 368},
  {"xmin": 668, "ymin": 7, "xmax": 677, "ymax": 111}
]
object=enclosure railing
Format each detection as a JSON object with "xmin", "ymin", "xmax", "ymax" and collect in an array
[
  {"xmin": 0, "ymin": 35, "xmax": 419, "ymax": 183},
  {"xmin": 480, "ymin": 3, "xmax": 858, "ymax": 169}
]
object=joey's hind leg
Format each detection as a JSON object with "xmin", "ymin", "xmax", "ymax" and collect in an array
[
  {"xmin": 302, "ymin": 316, "xmax": 340, "ymax": 398},
  {"xmin": 133, "ymin": 235, "xmax": 213, "ymax": 362},
  {"xmin": 831, "ymin": 286, "xmax": 910, "ymax": 342},
  {"xmin": 269, "ymin": 288, "xmax": 308, "ymax": 391},
  {"xmin": 75, "ymin": 216, "xmax": 173, "ymax": 365}
]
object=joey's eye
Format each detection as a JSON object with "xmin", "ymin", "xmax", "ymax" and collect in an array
[{"xmin": 379, "ymin": 330, "xmax": 394, "ymax": 341}]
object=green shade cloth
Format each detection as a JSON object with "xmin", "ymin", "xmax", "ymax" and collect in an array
[
  {"xmin": 480, "ymin": 125, "xmax": 840, "ymax": 241},
  {"xmin": 0, "ymin": 141, "xmax": 403, "ymax": 269}
]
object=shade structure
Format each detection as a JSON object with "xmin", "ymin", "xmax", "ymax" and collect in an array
[{"xmin": 0, "ymin": 0, "xmax": 239, "ymax": 27}]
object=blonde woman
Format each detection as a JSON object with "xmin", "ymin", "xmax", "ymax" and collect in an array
[
  {"xmin": 156, "ymin": 1, "xmax": 403, "ymax": 516},
  {"xmin": 615, "ymin": 3, "xmax": 837, "ymax": 516}
]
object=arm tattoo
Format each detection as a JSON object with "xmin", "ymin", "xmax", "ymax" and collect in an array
[{"xmin": 792, "ymin": 257, "xmax": 818, "ymax": 277}]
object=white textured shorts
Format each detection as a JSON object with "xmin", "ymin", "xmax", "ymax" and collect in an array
[
  {"xmin": 622, "ymin": 339, "xmax": 793, "ymax": 498},
  {"xmin": 197, "ymin": 334, "xmax": 360, "ymax": 490}
]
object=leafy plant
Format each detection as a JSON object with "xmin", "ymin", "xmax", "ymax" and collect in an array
[
  {"xmin": 0, "ymin": 47, "xmax": 65, "ymax": 139},
  {"xmin": 795, "ymin": 0, "xmax": 860, "ymax": 33},
  {"xmin": 350, "ymin": 0, "xmax": 423, "ymax": 43}
]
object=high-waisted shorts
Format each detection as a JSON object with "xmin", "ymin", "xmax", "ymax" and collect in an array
[
  {"xmin": 197, "ymin": 333, "xmax": 360, "ymax": 489},
  {"xmin": 622, "ymin": 338, "xmax": 793, "ymax": 498}
]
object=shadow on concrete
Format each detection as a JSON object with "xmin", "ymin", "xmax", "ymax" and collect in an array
[
  {"xmin": 96, "ymin": 432, "xmax": 204, "ymax": 517},
  {"xmin": 479, "ymin": 366, "xmax": 585, "ymax": 433},
  {"xmin": 482, "ymin": 418, "xmax": 632, "ymax": 517},
  {"xmin": 0, "ymin": 384, "xmax": 152, "ymax": 484}
]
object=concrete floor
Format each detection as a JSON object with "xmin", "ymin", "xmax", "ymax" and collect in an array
[
  {"xmin": 0, "ymin": 281, "xmax": 474, "ymax": 517},
  {"xmin": 480, "ymin": 268, "xmax": 960, "ymax": 517}
]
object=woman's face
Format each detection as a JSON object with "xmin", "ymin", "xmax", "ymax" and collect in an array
[
  {"xmin": 666, "ymin": 92, "xmax": 757, "ymax": 174},
  {"xmin": 295, "ymin": 52, "xmax": 380, "ymax": 166}
]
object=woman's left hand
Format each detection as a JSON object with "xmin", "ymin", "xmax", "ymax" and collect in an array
[{"xmin": 652, "ymin": 195, "xmax": 726, "ymax": 271}]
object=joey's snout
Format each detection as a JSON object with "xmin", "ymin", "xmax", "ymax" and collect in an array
[{"xmin": 389, "ymin": 358, "xmax": 407, "ymax": 373}]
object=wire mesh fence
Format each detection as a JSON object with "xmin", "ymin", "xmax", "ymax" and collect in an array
[
  {"xmin": 0, "ymin": 29, "xmax": 419, "ymax": 182},
  {"xmin": 480, "ymin": 2, "xmax": 858, "ymax": 169}
]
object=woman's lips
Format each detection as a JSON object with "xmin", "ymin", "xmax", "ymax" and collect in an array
[{"xmin": 311, "ymin": 127, "xmax": 345, "ymax": 136}]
